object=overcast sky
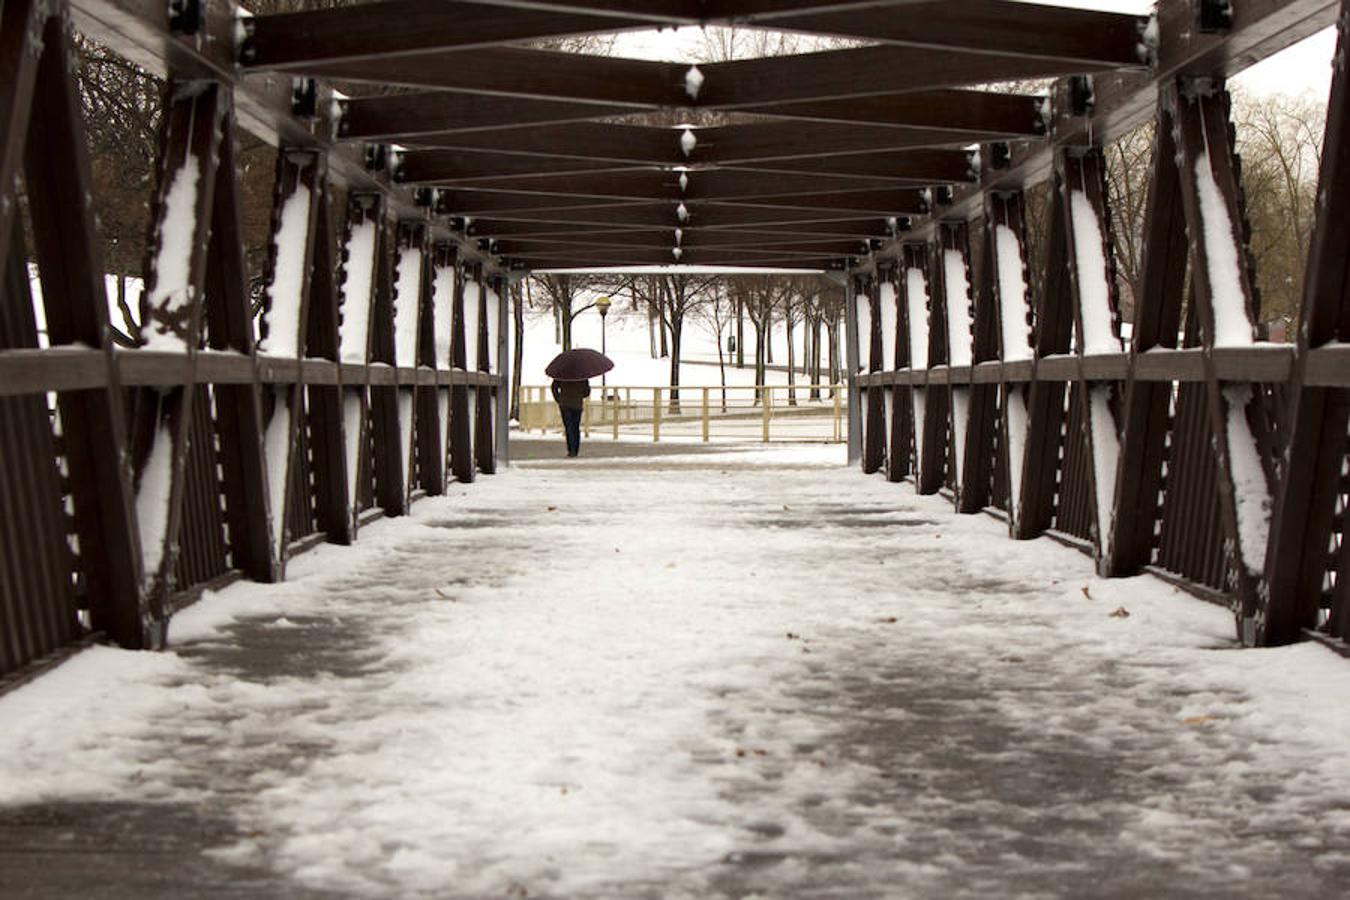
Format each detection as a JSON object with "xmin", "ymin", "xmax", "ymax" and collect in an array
[{"xmin": 610, "ymin": 1, "xmax": 1336, "ymax": 102}]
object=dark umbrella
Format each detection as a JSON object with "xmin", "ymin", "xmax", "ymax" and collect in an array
[{"xmin": 545, "ymin": 348, "xmax": 614, "ymax": 381}]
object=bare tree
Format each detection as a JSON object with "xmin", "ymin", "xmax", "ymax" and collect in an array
[{"xmin": 530, "ymin": 273, "xmax": 601, "ymax": 350}]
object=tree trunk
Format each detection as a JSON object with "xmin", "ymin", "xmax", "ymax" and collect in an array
[
  {"xmin": 648, "ymin": 302, "xmax": 658, "ymax": 357},
  {"xmin": 809, "ymin": 316, "xmax": 822, "ymax": 401},
  {"xmin": 554, "ymin": 300, "xmax": 562, "ymax": 344},
  {"xmin": 786, "ymin": 311, "xmax": 797, "ymax": 406},
  {"xmin": 657, "ymin": 285, "xmax": 670, "ymax": 358},
  {"xmin": 735, "ymin": 296, "xmax": 744, "ymax": 368},
  {"xmin": 754, "ymin": 322, "xmax": 767, "ymax": 405},
  {"xmin": 764, "ymin": 307, "xmax": 773, "ymax": 364},
  {"xmin": 668, "ymin": 319, "xmax": 682, "ymax": 413},
  {"xmin": 560, "ymin": 303, "xmax": 573, "ymax": 351},
  {"xmin": 716, "ymin": 325, "xmax": 728, "ymax": 412}
]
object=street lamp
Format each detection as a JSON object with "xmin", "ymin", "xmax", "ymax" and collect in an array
[{"xmin": 596, "ymin": 295, "xmax": 611, "ymax": 393}]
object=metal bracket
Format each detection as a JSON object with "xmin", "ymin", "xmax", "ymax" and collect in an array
[
  {"xmin": 168, "ymin": 0, "xmax": 201, "ymax": 36},
  {"xmin": 1199, "ymin": 0, "xmax": 1233, "ymax": 33},
  {"xmin": 291, "ymin": 78, "xmax": 318, "ymax": 119}
]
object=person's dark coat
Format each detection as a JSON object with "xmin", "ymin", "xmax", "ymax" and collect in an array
[{"xmin": 551, "ymin": 379, "xmax": 591, "ymax": 411}]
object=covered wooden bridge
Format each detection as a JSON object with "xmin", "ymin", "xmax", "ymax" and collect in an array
[
  {"xmin": 3, "ymin": 1, "xmax": 1350, "ymax": 895},
  {"xmin": 1, "ymin": 0, "xmax": 1349, "ymax": 717}
]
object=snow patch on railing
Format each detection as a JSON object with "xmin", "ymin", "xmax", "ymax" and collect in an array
[
  {"xmin": 1068, "ymin": 191, "xmax": 1120, "ymax": 354},
  {"xmin": 994, "ymin": 224, "xmax": 1033, "ymax": 362},
  {"xmin": 135, "ymin": 420, "xmax": 175, "ymax": 581},
  {"xmin": 1223, "ymin": 385, "xmax": 1271, "ymax": 573},
  {"xmin": 878, "ymin": 280, "xmax": 898, "ymax": 370},
  {"xmin": 942, "ymin": 250, "xmax": 973, "ymax": 367},
  {"xmin": 393, "ymin": 245, "xmax": 422, "ymax": 367},
  {"xmin": 261, "ymin": 185, "xmax": 312, "ymax": 359},
  {"xmin": 264, "ymin": 393, "xmax": 291, "ymax": 556},
  {"xmin": 906, "ymin": 267, "xmax": 929, "ymax": 369},
  {"xmin": 1194, "ymin": 152, "xmax": 1255, "ymax": 347},
  {"xmin": 340, "ymin": 220, "xmax": 377, "ymax": 364},
  {"xmin": 343, "ymin": 392, "xmax": 363, "ymax": 510},
  {"xmin": 432, "ymin": 264, "xmax": 455, "ymax": 368},
  {"xmin": 142, "ymin": 158, "xmax": 201, "ymax": 352},
  {"xmin": 1006, "ymin": 389, "xmax": 1029, "ymax": 514},
  {"xmin": 1089, "ymin": 386, "xmax": 1120, "ymax": 554},
  {"xmin": 854, "ymin": 292, "xmax": 871, "ymax": 372}
]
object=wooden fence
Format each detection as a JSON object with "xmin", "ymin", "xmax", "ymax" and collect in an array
[
  {"xmin": 0, "ymin": 1, "xmax": 508, "ymax": 683},
  {"xmin": 852, "ymin": 25, "xmax": 1350, "ymax": 649}
]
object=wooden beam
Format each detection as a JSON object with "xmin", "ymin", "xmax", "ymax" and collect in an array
[
  {"xmin": 405, "ymin": 121, "xmax": 995, "ymax": 165},
  {"xmin": 440, "ymin": 169, "xmax": 910, "ymax": 201},
  {"xmin": 303, "ymin": 43, "xmax": 1115, "ymax": 108},
  {"xmin": 471, "ymin": 218, "xmax": 889, "ymax": 239},
  {"xmin": 342, "ymin": 87, "xmax": 1043, "ymax": 141},
  {"xmin": 339, "ymin": 93, "xmax": 630, "ymax": 140},
  {"xmin": 441, "ymin": 189, "xmax": 927, "ymax": 216},
  {"xmin": 768, "ymin": 1, "xmax": 1148, "ymax": 67},
  {"xmin": 398, "ymin": 147, "xmax": 975, "ymax": 184},
  {"xmin": 243, "ymin": 2, "xmax": 648, "ymax": 68}
]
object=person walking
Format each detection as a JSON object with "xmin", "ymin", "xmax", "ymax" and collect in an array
[{"xmin": 551, "ymin": 378, "xmax": 591, "ymax": 457}]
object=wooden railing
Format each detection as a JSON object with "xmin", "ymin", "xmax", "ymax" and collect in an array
[
  {"xmin": 520, "ymin": 384, "xmax": 845, "ymax": 444},
  {"xmin": 0, "ymin": 2, "xmax": 508, "ymax": 685},
  {"xmin": 848, "ymin": 21, "xmax": 1350, "ymax": 649}
]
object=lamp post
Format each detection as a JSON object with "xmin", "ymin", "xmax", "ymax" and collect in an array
[{"xmin": 596, "ymin": 295, "xmax": 611, "ymax": 394}]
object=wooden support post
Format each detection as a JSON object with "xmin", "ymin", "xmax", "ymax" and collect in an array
[
  {"xmin": 257, "ymin": 148, "xmax": 324, "ymax": 561},
  {"xmin": 495, "ymin": 275, "xmax": 511, "ymax": 466},
  {"xmin": 303, "ymin": 161, "xmax": 353, "ymax": 544},
  {"xmin": 338, "ymin": 194, "xmax": 383, "ymax": 527},
  {"xmin": 0, "ymin": 197, "xmax": 80, "ymax": 675},
  {"xmin": 23, "ymin": 11, "xmax": 150, "ymax": 637},
  {"xmin": 1014, "ymin": 169, "xmax": 1074, "ymax": 539},
  {"xmin": 392, "ymin": 220, "xmax": 426, "ymax": 504},
  {"xmin": 702, "ymin": 387, "xmax": 710, "ymax": 442},
  {"xmin": 881, "ymin": 264, "xmax": 909, "ymax": 482},
  {"xmin": 415, "ymin": 232, "xmax": 445, "ymax": 496},
  {"xmin": 207, "ymin": 103, "xmax": 281, "ymax": 581},
  {"xmin": 613, "ymin": 391, "xmax": 620, "ymax": 440},
  {"xmin": 1172, "ymin": 81, "xmax": 1274, "ymax": 643},
  {"xmin": 918, "ymin": 238, "xmax": 950, "ymax": 496},
  {"xmin": 430, "ymin": 242, "xmax": 458, "ymax": 486},
  {"xmin": 1106, "ymin": 96, "xmax": 1189, "ymax": 577},
  {"xmin": 653, "ymin": 387, "xmax": 662, "ymax": 442},
  {"xmin": 1060, "ymin": 147, "xmax": 1125, "ymax": 561},
  {"xmin": 763, "ymin": 383, "xmax": 772, "ymax": 442},
  {"xmin": 1264, "ymin": 4, "xmax": 1350, "ymax": 645},
  {"xmin": 370, "ymin": 213, "xmax": 407, "ymax": 511},
  {"xmin": 450, "ymin": 260, "xmax": 476, "ymax": 482},
  {"xmin": 475, "ymin": 273, "xmax": 496, "ymax": 475},
  {"xmin": 844, "ymin": 271, "xmax": 862, "ymax": 464},
  {"xmin": 861, "ymin": 274, "xmax": 886, "ymax": 474},
  {"xmin": 987, "ymin": 190, "xmax": 1035, "ymax": 531},
  {"xmin": 899, "ymin": 244, "xmax": 932, "ymax": 485},
  {"xmin": 128, "ymin": 80, "xmax": 227, "ymax": 633},
  {"xmin": 0, "ymin": 0, "xmax": 43, "ymax": 268}
]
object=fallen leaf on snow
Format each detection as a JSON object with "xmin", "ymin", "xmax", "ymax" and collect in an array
[
  {"xmin": 1183, "ymin": 714, "xmax": 1218, "ymax": 727},
  {"xmin": 878, "ymin": 617, "xmax": 898, "ymax": 624},
  {"xmin": 1081, "ymin": 586, "xmax": 1092, "ymax": 600},
  {"xmin": 1109, "ymin": 607, "xmax": 1130, "ymax": 618}
]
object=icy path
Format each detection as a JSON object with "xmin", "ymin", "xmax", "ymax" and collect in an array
[{"xmin": 3, "ymin": 439, "xmax": 1350, "ymax": 899}]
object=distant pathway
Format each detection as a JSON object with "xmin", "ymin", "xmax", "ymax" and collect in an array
[{"xmin": 2, "ymin": 438, "xmax": 1349, "ymax": 899}]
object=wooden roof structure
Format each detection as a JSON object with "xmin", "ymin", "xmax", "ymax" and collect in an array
[{"xmin": 234, "ymin": 0, "xmax": 1156, "ymax": 271}]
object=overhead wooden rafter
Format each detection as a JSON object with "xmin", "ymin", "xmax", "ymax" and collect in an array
[{"xmin": 233, "ymin": 0, "xmax": 1153, "ymax": 271}]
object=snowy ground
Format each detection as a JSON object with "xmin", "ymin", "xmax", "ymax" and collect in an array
[{"xmin": 2, "ymin": 439, "xmax": 1349, "ymax": 898}]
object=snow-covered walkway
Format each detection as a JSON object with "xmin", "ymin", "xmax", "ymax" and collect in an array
[{"xmin": 2, "ymin": 438, "xmax": 1349, "ymax": 899}]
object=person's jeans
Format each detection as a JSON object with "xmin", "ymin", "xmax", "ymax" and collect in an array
[{"xmin": 560, "ymin": 406, "xmax": 582, "ymax": 456}]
